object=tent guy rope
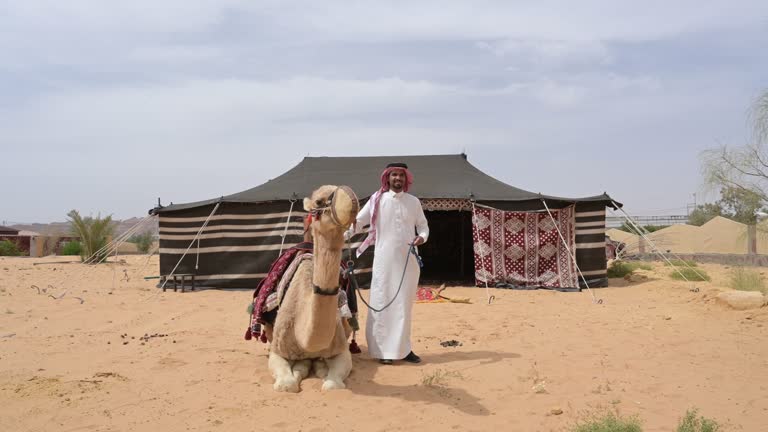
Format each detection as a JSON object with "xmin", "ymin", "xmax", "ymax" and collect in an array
[
  {"xmin": 470, "ymin": 200, "xmax": 495, "ymax": 305},
  {"xmin": 541, "ymin": 199, "xmax": 601, "ymax": 304},
  {"xmin": 610, "ymin": 202, "xmax": 706, "ymax": 286},
  {"xmin": 158, "ymin": 202, "xmax": 221, "ymax": 292}
]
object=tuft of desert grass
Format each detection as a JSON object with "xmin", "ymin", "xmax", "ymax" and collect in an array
[
  {"xmin": 570, "ymin": 409, "xmax": 642, "ymax": 432},
  {"xmin": 728, "ymin": 266, "xmax": 767, "ymax": 295},
  {"xmin": 664, "ymin": 259, "xmax": 698, "ymax": 267},
  {"xmin": 675, "ymin": 408, "xmax": 721, "ymax": 432},
  {"xmin": 669, "ymin": 267, "xmax": 710, "ymax": 282},
  {"xmin": 607, "ymin": 261, "xmax": 653, "ymax": 278}
]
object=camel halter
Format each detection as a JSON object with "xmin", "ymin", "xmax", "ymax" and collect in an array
[
  {"xmin": 307, "ymin": 185, "xmax": 360, "ymax": 228},
  {"xmin": 308, "ymin": 185, "xmax": 360, "ymax": 296}
]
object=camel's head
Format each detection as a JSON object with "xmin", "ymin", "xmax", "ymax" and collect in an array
[{"xmin": 303, "ymin": 185, "xmax": 359, "ymax": 236}]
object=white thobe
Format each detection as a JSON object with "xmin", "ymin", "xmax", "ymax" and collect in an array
[{"xmin": 352, "ymin": 190, "xmax": 429, "ymax": 360}]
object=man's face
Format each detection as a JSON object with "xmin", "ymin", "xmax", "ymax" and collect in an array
[{"xmin": 388, "ymin": 169, "xmax": 406, "ymax": 192}]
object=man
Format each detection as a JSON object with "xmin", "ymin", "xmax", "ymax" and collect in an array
[{"xmin": 347, "ymin": 162, "xmax": 429, "ymax": 365}]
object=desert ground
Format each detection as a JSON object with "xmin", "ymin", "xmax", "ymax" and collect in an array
[{"xmin": 1, "ymin": 256, "xmax": 766, "ymax": 431}]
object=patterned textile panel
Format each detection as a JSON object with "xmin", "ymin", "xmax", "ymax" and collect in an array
[
  {"xmin": 472, "ymin": 205, "xmax": 579, "ymax": 288},
  {"xmin": 574, "ymin": 202, "xmax": 608, "ymax": 288}
]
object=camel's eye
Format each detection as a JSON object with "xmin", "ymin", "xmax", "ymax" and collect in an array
[{"xmin": 315, "ymin": 199, "xmax": 325, "ymax": 207}]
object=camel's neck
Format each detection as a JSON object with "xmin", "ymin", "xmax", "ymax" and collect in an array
[
  {"xmin": 312, "ymin": 231, "xmax": 343, "ymax": 290},
  {"xmin": 295, "ymin": 229, "xmax": 344, "ymax": 353}
]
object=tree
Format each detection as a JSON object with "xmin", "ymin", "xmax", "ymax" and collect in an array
[
  {"xmin": 703, "ymin": 90, "xmax": 768, "ymax": 204},
  {"xmin": 67, "ymin": 210, "xmax": 116, "ymax": 262},
  {"xmin": 718, "ymin": 186, "xmax": 763, "ymax": 224},
  {"xmin": 687, "ymin": 187, "xmax": 764, "ymax": 226},
  {"xmin": 688, "ymin": 202, "xmax": 725, "ymax": 226},
  {"xmin": 129, "ymin": 231, "xmax": 154, "ymax": 254}
]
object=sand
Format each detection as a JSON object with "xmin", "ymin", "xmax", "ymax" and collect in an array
[
  {"xmin": 607, "ymin": 216, "xmax": 768, "ymax": 255},
  {"xmin": 1, "ymin": 256, "xmax": 767, "ymax": 431}
]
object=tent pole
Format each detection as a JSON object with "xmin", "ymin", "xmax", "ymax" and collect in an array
[
  {"xmin": 278, "ymin": 197, "xmax": 297, "ymax": 257},
  {"xmin": 460, "ymin": 210, "xmax": 466, "ymax": 279}
]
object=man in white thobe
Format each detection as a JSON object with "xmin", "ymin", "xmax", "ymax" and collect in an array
[{"xmin": 348, "ymin": 162, "xmax": 429, "ymax": 365}]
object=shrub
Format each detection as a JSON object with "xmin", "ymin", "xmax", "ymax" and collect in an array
[
  {"xmin": 676, "ymin": 408, "xmax": 721, "ymax": 432},
  {"xmin": 607, "ymin": 261, "xmax": 652, "ymax": 278},
  {"xmin": 129, "ymin": 231, "xmax": 154, "ymax": 254},
  {"xmin": 60, "ymin": 241, "xmax": 82, "ymax": 256},
  {"xmin": 728, "ymin": 266, "xmax": 766, "ymax": 295},
  {"xmin": 669, "ymin": 267, "xmax": 710, "ymax": 282},
  {"xmin": 0, "ymin": 239, "xmax": 22, "ymax": 256},
  {"xmin": 570, "ymin": 410, "xmax": 643, "ymax": 432}
]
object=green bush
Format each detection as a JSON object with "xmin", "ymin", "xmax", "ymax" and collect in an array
[
  {"xmin": 670, "ymin": 267, "xmax": 710, "ymax": 282},
  {"xmin": 676, "ymin": 408, "xmax": 721, "ymax": 432},
  {"xmin": 729, "ymin": 266, "xmax": 766, "ymax": 295},
  {"xmin": 607, "ymin": 261, "xmax": 652, "ymax": 278},
  {"xmin": 664, "ymin": 259, "xmax": 698, "ymax": 267},
  {"xmin": 60, "ymin": 241, "xmax": 82, "ymax": 256},
  {"xmin": 0, "ymin": 239, "xmax": 23, "ymax": 256},
  {"xmin": 571, "ymin": 410, "xmax": 643, "ymax": 432},
  {"xmin": 129, "ymin": 231, "xmax": 154, "ymax": 254}
]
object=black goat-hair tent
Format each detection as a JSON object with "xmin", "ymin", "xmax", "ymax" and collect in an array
[{"xmin": 150, "ymin": 154, "xmax": 620, "ymax": 289}]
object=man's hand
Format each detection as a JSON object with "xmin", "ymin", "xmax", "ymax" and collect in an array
[{"xmin": 411, "ymin": 236, "xmax": 425, "ymax": 246}]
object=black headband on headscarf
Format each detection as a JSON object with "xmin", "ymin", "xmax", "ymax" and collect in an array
[{"xmin": 386, "ymin": 162, "xmax": 408, "ymax": 169}]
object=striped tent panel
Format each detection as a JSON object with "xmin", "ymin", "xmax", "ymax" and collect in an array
[
  {"xmin": 574, "ymin": 202, "xmax": 608, "ymax": 288},
  {"xmin": 158, "ymin": 201, "xmax": 374, "ymax": 289},
  {"xmin": 158, "ymin": 200, "xmax": 609, "ymax": 290}
]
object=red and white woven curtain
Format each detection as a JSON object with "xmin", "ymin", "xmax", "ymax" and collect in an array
[{"xmin": 472, "ymin": 205, "xmax": 578, "ymax": 288}]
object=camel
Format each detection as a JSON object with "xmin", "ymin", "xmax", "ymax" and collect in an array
[{"xmin": 265, "ymin": 185, "xmax": 359, "ymax": 392}]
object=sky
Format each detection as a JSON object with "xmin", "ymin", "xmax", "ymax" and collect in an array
[{"xmin": 2, "ymin": 1, "xmax": 767, "ymax": 223}]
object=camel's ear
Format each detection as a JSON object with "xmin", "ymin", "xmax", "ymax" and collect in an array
[{"xmin": 303, "ymin": 197, "xmax": 313, "ymax": 212}]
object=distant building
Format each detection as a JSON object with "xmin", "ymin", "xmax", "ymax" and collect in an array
[{"xmin": 0, "ymin": 226, "xmax": 20, "ymax": 236}]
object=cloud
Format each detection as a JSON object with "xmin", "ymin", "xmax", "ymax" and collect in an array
[
  {"xmin": 1, "ymin": 1, "xmax": 766, "ymax": 222},
  {"xmin": 475, "ymin": 39, "xmax": 612, "ymax": 68},
  {"xmin": 2, "ymin": 71, "xmax": 671, "ymax": 151}
]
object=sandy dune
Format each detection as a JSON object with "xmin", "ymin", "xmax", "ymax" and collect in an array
[{"xmin": 1, "ymin": 256, "xmax": 767, "ymax": 431}]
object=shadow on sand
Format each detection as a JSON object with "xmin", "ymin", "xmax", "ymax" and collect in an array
[{"xmin": 344, "ymin": 349, "xmax": 521, "ymax": 416}]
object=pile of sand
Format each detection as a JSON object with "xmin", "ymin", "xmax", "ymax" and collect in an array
[{"xmin": 607, "ymin": 216, "xmax": 768, "ymax": 255}]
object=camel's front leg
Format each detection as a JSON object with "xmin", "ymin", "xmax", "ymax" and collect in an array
[
  {"xmin": 268, "ymin": 351, "xmax": 299, "ymax": 393},
  {"xmin": 292, "ymin": 359, "xmax": 311, "ymax": 382},
  {"xmin": 321, "ymin": 349, "xmax": 352, "ymax": 391},
  {"xmin": 313, "ymin": 358, "xmax": 328, "ymax": 379}
]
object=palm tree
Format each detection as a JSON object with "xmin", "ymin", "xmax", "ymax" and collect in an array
[{"xmin": 67, "ymin": 210, "xmax": 116, "ymax": 263}]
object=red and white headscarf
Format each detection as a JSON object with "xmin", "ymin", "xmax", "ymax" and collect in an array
[{"xmin": 356, "ymin": 164, "xmax": 413, "ymax": 257}]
